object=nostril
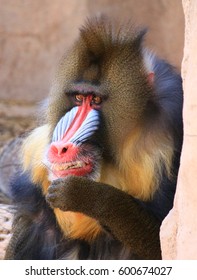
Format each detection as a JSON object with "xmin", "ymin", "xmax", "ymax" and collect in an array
[
  {"xmin": 62, "ymin": 147, "xmax": 67, "ymax": 154},
  {"xmin": 49, "ymin": 143, "xmax": 68, "ymax": 156}
]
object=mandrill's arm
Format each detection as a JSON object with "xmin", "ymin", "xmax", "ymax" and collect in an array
[{"xmin": 47, "ymin": 176, "xmax": 161, "ymax": 260}]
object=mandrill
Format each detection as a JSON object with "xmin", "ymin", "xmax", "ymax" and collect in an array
[{"xmin": 5, "ymin": 16, "xmax": 183, "ymax": 260}]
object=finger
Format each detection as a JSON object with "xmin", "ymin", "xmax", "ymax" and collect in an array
[
  {"xmin": 48, "ymin": 185, "xmax": 59, "ymax": 193},
  {"xmin": 46, "ymin": 193, "xmax": 57, "ymax": 203}
]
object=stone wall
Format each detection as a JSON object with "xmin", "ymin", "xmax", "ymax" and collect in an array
[{"xmin": 160, "ymin": 0, "xmax": 197, "ymax": 259}]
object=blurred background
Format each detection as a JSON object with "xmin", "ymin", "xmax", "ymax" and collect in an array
[{"xmin": 0, "ymin": 0, "xmax": 184, "ymax": 148}]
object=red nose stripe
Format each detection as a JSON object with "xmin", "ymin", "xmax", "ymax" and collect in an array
[{"xmin": 62, "ymin": 96, "xmax": 92, "ymax": 143}]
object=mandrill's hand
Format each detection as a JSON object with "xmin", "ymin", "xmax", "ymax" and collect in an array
[{"xmin": 46, "ymin": 176, "xmax": 101, "ymax": 214}]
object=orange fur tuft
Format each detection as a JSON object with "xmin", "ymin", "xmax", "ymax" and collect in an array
[{"xmin": 54, "ymin": 209, "xmax": 101, "ymax": 242}]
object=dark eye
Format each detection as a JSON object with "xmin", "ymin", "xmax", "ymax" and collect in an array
[
  {"xmin": 92, "ymin": 95, "xmax": 102, "ymax": 105},
  {"xmin": 75, "ymin": 94, "xmax": 84, "ymax": 103}
]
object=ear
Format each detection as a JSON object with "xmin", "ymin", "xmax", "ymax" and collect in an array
[{"xmin": 148, "ymin": 72, "xmax": 155, "ymax": 85}]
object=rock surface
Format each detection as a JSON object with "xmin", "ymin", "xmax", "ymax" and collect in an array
[
  {"xmin": 0, "ymin": 137, "xmax": 23, "ymax": 198},
  {"xmin": 160, "ymin": 0, "xmax": 197, "ymax": 259},
  {"xmin": 0, "ymin": 204, "xmax": 15, "ymax": 260}
]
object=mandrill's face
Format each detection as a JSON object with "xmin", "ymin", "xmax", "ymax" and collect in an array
[
  {"xmin": 45, "ymin": 94, "xmax": 102, "ymax": 182},
  {"xmin": 43, "ymin": 20, "xmax": 151, "ymax": 183}
]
